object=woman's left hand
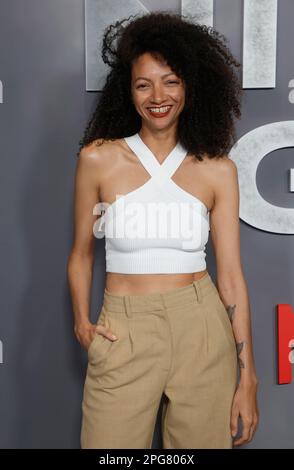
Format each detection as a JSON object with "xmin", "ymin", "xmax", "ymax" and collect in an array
[{"xmin": 230, "ymin": 380, "xmax": 259, "ymax": 446}]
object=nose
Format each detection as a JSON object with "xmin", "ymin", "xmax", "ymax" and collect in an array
[{"xmin": 151, "ymin": 84, "xmax": 166, "ymax": 104}]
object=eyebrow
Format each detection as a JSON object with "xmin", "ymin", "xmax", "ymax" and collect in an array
[{"xmin": 133, "ymin": 72, "xmax": 178, "ymax": 83}]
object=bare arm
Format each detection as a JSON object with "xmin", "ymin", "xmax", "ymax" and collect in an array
[
  {"xmin": 67, "ymin": 144, "xmax": 117, "ymax": 350},
  {"xmin": 209, "ymin": 156, "xmax": 259, "ymax": 445},
  {"xmin": 67, "ymin": 145, "xmax": 99, "ymax": 346},
  {"xmin": 210, "ymin": 156, "xmax": 258, "ymax": 383}
]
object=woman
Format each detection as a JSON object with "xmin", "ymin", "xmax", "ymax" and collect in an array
[{"xmin": 67, "ymin": 11, "xmax": 259, "ymax": 449}]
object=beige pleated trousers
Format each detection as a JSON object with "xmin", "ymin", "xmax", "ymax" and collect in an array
[{"xmin": 80, "ymin": 272, "xmax": 238, "ymax": 449}]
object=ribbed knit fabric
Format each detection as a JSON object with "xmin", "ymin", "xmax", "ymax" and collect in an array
[{"xmin": 96, "ymin": 132, "xmax": 210, "ymax": 274}]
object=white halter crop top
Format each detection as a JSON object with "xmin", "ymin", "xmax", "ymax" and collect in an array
[{"xmin": 95, "ymin": 132, "xmax": 210, "ymax": 274}]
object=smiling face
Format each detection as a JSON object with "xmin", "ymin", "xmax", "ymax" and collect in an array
[{"xmin": 131, "ymin": 52, "xmax": 186, "ymax": 132}]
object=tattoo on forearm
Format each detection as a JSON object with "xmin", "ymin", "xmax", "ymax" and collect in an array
[
  {"xmin": 236, "ymin": 341, "xmax": 245, "ymax": 368},
  {"xmin": 223, "ymin": 302, "xmax": 246, "ymax": 369},
  {"xmin": 226, "ymin": 304, "xmax": 236, "ymax": 323}
]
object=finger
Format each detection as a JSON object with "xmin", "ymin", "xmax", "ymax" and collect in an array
[
  {"xmin": 248, "ymin": 425, "xmax": 255, "ymax": 442},
  {"xmin": 233, "ymin": 435, "xmax": 246, "ymax": 446},
  {"xmin": 108, "ymin": 331, "xmax": 118, "ymax": 340},
  {"xmin": 233, "ymin": 423, "xmax": 252, "ymax": 446},
  {"xmin": 248, "ymin": 420, "xmax": 258, "ymax": 442},
  {"xmin": 230, "ymin": 408, "xmax": 239, "ymax": 438},
  {"xmin": 96, "ymin": 325, "xmax": 117, "ymax": 341}
]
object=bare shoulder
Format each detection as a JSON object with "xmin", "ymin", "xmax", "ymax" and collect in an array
[
  {"xmin": 79, "ymin": 138, "xmax": 120, "ymax": 162},
  {"xmin": 201, "ymin": 154, "xmax": 238, "ymax": 211},
  {"xmin": 78, "ymin": 138, "xmax": 125, "ymax": 171},
  {"xmin": 203, "ymin": 154, "xmax": 238, "ymax": 185},
  {"xmin": 205, "ymin": 153, "xmax": 237, "ymax": 172}
]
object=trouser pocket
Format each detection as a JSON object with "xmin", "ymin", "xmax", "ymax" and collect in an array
[
  {"xmin": 212, "ymin": 291, "xmax": 236, "ymax": 349},
  {"xmin": 87, "ymin": 306, "xmax": 113, "ymax": 365}
]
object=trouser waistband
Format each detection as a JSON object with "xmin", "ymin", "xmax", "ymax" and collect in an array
[{"xmin": 103, "ymin": 272, "xmax": 217, "ymax": 317}]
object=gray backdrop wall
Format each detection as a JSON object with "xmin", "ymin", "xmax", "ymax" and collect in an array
[{"xmin": 0, "ymin": 0, "xmax": 293, "ymax": 449}]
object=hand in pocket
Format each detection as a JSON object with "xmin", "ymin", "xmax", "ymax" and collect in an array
[{"xmin": 74, "ymin": 321, "xmax": 118, "ymax": 352}]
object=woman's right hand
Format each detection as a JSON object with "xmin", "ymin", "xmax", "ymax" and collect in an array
[{"xmin": 74, "ymin": 321, "xmax": 118, "ymax": 352}]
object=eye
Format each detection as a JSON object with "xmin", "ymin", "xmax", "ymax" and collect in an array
[
  {"xmin": 166, "ymin": 80, "xmax": 180, "ymax": 85},
  {"xmin": 137, "ymin": 84, "xmax": 148, "ymax": 89}
]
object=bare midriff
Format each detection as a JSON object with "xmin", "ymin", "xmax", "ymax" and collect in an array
[{"xmin": 105, "ymin": 270, "xmax": 208, "ymax": 295}]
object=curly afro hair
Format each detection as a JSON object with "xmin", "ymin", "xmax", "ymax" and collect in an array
[{"xmin": 78, "ymin": 11, "xmax": 243, "ymax": 161}]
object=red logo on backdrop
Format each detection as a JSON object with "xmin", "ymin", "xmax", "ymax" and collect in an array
[{"xmin": 277, "ymin": 304, "xmax": 294, "ymax": 384}]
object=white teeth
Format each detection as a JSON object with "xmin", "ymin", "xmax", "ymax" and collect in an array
[{"xmin": 148, "ymin": 106, "xmax": 171, "ymax": 113}]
